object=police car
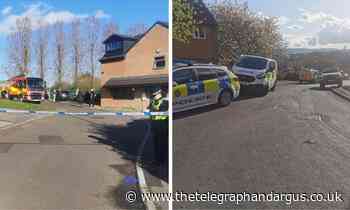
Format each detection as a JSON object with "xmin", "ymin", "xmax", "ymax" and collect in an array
[
  {"xmin": 232, "ymin": 55, "xmax": 278, "ymax": 96},
  {"xmin": 173, "ymin": 63, "xmax": 240, "ymax": 113}
]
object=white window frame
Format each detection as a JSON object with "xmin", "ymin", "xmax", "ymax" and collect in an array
[{"xmin": 193, "ymin": 27, "xmax": 206, "ymax": 40}]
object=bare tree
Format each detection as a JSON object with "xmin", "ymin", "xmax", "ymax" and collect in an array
[
  {"xmin": 71, "ymin": 18, "xmax": 83, "ymax": 87},
  {"xmin": 85, "ymin": 16, "xmax": 101, "ymax": 89},
  {"xmin": 6, "ymin": 17, "xmax": 32, "ymax": 76},
  {"xmin": 53, "ymin": 21, "xmax": 66, "ymax": 89},
  {"xmin": 35, "ymin": 20, "xmax": 49, "ymax": 80},
  {"xmin": 127, "ymin": 23, "xmax": 148, "ymax": 36},
  {"xmin": 103, "ymin": 21, "xmax": 118, "ymax": 40},
  {"xmin": 6, "ymin": 33, "xmax": 22, "ymax": 76}
]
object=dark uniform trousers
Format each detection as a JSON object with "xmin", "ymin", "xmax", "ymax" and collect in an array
[{"xmin": 150, "ymin": 98, "xmax": 168, "ymax": 165}]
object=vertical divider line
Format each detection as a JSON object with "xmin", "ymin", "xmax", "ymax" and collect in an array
[{"xmin": 168, "ymin": 0, "xmax": 174, "ymax": 209}]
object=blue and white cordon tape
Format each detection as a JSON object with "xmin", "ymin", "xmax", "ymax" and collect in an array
[{"xmin": 0, "ymin": 108, "xmax": 168, "ymax": 117}]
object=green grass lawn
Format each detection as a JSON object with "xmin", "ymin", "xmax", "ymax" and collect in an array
[{"xmin": 0, "ymin": 99, "xmax": 54, "ymax": 111}]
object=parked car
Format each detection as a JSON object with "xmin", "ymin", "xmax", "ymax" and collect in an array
[
  {"xmin": 232, "ymin": 55, "xmax": 278, "ymax": 96},
  {"xmin": 173, "ymin": 63, "xmax": 240, "ymax": 113},
  {"xmin": 320, "ymin": 68, "xmax": 343, "ymax": 89},
  {"xmin": 74, "ymin": 90, "xmax": 100, "ymax": 105},
  {"xmin": 57, "ymin": 91, "xmax": 70, "ymax": 101}
]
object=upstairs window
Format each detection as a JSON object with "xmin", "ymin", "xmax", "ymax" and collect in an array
[
  {"xmin": 153, "ymin": 56, "xmax": 166, "ymax": 70},
  {"xmin": 106, "ymin": 41, "xmax": 122, "ymax": 52},
  {"xmin": 193, "ymin": 27, "xmax": 206, "ymax": 40}
]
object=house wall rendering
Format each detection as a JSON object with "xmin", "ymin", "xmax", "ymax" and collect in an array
[
  {"xmin": 173, "ymin": 24, "xmax": 218, "ymax": 63},
  {"xmin": 100, "ymin": 23, "xmax": 169, "ymax": 110}
]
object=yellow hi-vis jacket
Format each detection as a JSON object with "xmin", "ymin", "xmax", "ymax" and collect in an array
[{"xmin": 150, "ymin": 98, "xmax": 168, "ymax": 121}]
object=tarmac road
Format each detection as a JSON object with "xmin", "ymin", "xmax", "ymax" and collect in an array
[
  {"xmin": 0, "ymin": 103, "xmax": 151, "ymax": 210},
  {"xmin": 174, "ymin": 81, "xmax": 350, "ymax": 209}
]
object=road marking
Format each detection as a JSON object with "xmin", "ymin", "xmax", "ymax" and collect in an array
[
  {"xmin": 136, "ymin": 122, "xmax": 157, "ymax": 210},
  {"xmin": 0, "ymin": 121, "xmax": 12, "ymax": 128},
  {"xmin": 0, "ymin": 115, "xmax": 48, "ymax": 130}
]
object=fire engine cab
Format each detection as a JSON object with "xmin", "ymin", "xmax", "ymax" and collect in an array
[{"xmin": 2, "ymin": 75, "xmax": 45, "ymax": 103}]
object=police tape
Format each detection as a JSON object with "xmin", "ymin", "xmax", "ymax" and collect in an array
[{"xmin": 0, "ymin": 109, "xmax": 168, "ymax": 117}]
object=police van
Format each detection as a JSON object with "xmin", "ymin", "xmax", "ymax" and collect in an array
[
  {"xmin": 173, "ymin": 63, "xmax": 240, "ymax": 113},
  {"xmin": 232, "ymin": 55, "xmax": 278, "ymax": 96}
]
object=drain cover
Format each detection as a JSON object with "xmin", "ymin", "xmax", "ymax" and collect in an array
[
  {"xmin": 39, "ymin": 135, "xmax": 64, "ymax": 144},
  {"xmin": 0, "ymin": 144, "xmax": 13, "ymax": 153}
]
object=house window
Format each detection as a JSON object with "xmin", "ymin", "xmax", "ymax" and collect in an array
[
  {"xmin": 106, "ymin": 41, "xmax": 122, "ymax": 52},
  {"xmin": 193, "ymin": 27, "xmax": 206, "ymax": 39},
  {"xmin": 110, "ymin": 87, "xmax": 135, "ymax": 100},
  {"xmin": 153, "ymin": 56, "xmax": 166, "ymax": 69}
]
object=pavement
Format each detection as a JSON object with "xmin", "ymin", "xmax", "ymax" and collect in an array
[
  {"xmin": 0, "ymin": 101, "xmax": 168, "ymax": 210},
  {"xmin": 330, "ymin": 80, "xmax": 350, "ymax": 101},
  {"xmin": 174, "ymin": 80, "xmax": 350, "ymax": 209}
]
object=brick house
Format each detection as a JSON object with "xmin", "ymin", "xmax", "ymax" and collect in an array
[
  {"xmin": 173, "ymin": 0, "xmax": 218, "ymax": 63},
  {"xmin": 99, "ymin": 22, "xmax": 168, "ymax": 111}
]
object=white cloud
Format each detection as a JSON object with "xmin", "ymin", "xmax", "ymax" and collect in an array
[
  {"xmin": 287, "ymin": 24, "xmax": 303, "ymax": 30},
  {"xmin": 0, "ymin": 2, "xmax": 110, "ymax": 34},
  {"xmin": 281, "ymin": 9, "xmax": 350, "ymax": 48},
  {"xmin": 95, "ymin": 10, "xmax": 110, "ymax": 19},
  {"xmin": 298, "ymin": 8, "xmax": 350, "ymax": 29},
  {"xmin": 277, "ymin": 16, "xmax": 289, "ymax": 26},
  {"xmin": 284, "ymin": 34, "xmax": 313, "ymax": 48},
  {"xmin": 1, "ymin": 6, "xmax": 12, "ymax": 16}
]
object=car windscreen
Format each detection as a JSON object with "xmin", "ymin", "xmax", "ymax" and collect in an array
[
  {"xmin": 236, "ymin": 57, "xmax": 268, "ymax": 70},
  {"xmin": 27, "ymin": 78, "xmax": 44, "ymax": 89}
]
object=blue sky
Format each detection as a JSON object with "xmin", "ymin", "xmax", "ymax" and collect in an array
[{"xmin": 0, "ymin": 0, "xmax": 168, "ymax": 81}]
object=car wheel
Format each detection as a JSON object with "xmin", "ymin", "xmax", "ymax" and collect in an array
[
  {"xmin": 258, "ymin": 85, "xmax": 269, "ymax": 96},
  {"xmin": 218, "ymin": 90, "xmax": 232, "ymax": 106}
]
